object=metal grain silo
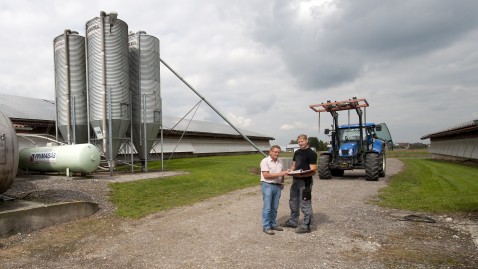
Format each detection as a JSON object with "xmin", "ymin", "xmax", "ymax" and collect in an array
[
  {"xmin": 53, "ymin": 30, "xmax": 88, "ymax": 145},
  {"xmin": 0, "ymin": 111, "xmax": 18, "ymax": 194},
  {"xmin": 128, "ymin": 31, "xmax": 161, "ymax": 163},
  {"xmin": 86, "ymin": 12, "xmax": 130, "ymax": 162}
]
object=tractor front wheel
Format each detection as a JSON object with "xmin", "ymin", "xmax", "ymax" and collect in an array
[
  {"xmin": 365, "ymin": 153, "xmax": 380, "ymax": 181},
  {"xmin": 318, "ymin": 154, "xmax": 332, "ymax": 179}
]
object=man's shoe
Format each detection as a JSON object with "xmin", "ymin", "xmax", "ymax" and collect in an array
[
  {"xmin": 295, "ymin": 227, "xmax": 311, "ymax": 234},
  {"xmin": 280, "ymin": 221, "xmax": 297, "ymax": 228},
  {"xmin": 271, "ymin": 226, "xmax": 283, "ymax": 231},
  {"xmin": 263, "ymin": 228, "xmax": 275, "ymax": 235}
]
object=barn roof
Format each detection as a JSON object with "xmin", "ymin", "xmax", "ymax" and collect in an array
[
  {"xmin": 421, "ymin": 119, "xmax": 478, "ymax": 139},
  {"xmin": 0, "ymin": 93, "xmax": 273, "ymax": 140}
]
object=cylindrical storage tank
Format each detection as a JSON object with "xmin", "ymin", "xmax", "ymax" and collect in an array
[
  {"xmin": 53, "ymin": 30, "xmax": 88, "ymax": 145},
  {"xmin": 128, "ymin": 31, "xmax": 161, "ymax": 160},
  {"xmin": 0, "ymin": 112, "xmax": 19, "ymax": 193},
  {"xmin": 86, "ymin": 12, "xmax": 130, "ymax": 161},
  {"xmin": 19, "ymin": 144, "xmax": 100, "ymax": 173}
]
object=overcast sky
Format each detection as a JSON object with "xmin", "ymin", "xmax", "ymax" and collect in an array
[{"xmin": 1, "ymin": 0, "xmax": 477, "ymax": 148}]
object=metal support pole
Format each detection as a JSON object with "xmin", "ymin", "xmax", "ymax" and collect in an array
[
  {"xmin": 130, "ymin": 91, "xmax": 134, "ymax": 173},
  {"xmin": 143, "ymin": 94, "xmax": 148, "ymax": 172},
  {"xmin": 108, "ymin": 88, "xmax": 113, "ymax": 176},
  {"xmin": 64, "ymin": 29, "xmax": 72, "ymax": 145},
  {"xmin": 160, "ymin": 58, "xmax": 267, "ymax": 157},
  {"xmin": 72, "ymin": 96, "xmax": 76, "ymax": 144},
  {"xmin": 100, "ymin": 11, "xmax": 107, "ymax": 154},
  {"xmin": 55, "ymin": 96, "xmax": 59, "ymax": 142},
  {"xmin": 85, "ymin": 23, "xmax": 91, "ymax": 143}
]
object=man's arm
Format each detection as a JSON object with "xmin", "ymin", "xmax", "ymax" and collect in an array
[
  {"xmin": 292, "ymin": 163, "xmax": 316, "ymax": 177},
  {"xmin": 262, "ymin": 170, "xmax": 287, "ymax": 179},
  {"xmin": 289, "ymin": 161, "xmax": 296, "ymax": 171}
]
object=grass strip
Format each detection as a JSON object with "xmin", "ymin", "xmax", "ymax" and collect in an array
[
  {"xmin": 377, "ymin": 159, "xmax": 478, "ymax": 213},
  {"xmin": 109, "ymin": 154, "xmax": 263, "ymax": 218}
]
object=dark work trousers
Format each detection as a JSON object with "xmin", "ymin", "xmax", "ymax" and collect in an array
[{"xmin": 287, "ymin": 178, "xmax": 313, "ymax": 229}]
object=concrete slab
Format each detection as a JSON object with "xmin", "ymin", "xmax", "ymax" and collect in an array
[{"xmin": 0, "ymin": 201, "xmax": 99, "ymax": 237}]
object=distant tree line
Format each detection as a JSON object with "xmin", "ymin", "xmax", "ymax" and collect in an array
[{"xmin": 409, "ymin": 143, "xmax": 428, "ymax": 149}]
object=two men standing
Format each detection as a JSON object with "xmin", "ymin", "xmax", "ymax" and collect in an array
[{"xmin": 260, "ymin": 134, "xmax": 318, "ymax": 235}]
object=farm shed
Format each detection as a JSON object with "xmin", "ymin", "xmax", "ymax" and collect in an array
[{"xmin": 421, "ymin": 119, "xmax": 478, "ymax": 161}]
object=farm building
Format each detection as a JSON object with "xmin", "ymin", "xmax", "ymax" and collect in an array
[
  {"xmin": 0, "ymin": 93, "xmax": 272, "ymax": 158},
  {"xmin": 421, "ymin": 119, "xmax": 478, "ymax": 161}
]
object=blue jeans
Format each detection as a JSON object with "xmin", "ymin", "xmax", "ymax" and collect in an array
[{"xmin": 261, "ymin": 182, "xmax": 282, "ymax": 229}]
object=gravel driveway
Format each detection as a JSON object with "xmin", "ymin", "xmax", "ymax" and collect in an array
[{"xmin": 1, "ymin": 158, "xmax": 477, "ymax": 268}]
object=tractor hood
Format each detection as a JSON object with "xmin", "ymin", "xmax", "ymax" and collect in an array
[{"xmin": 338, "ymin": 142, "xmax": 358, "ymax": 157}]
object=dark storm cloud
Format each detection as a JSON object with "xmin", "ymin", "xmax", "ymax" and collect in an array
[{"xmin": 248, "ymin": 0, "xmax": 478, "ymax": 90}]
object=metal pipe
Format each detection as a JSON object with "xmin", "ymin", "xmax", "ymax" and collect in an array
[
  {"xmin": 143, "ymin": 94, "xmax": 148, "ymax": 172},
  {"xmin": 55, "ymin": 96, "xmax": 59, "ymax": 142},
  {"xmin": 85, "ymin": 22, "xmax": 91, "ymax": 143},
  {"xmin": 130, "ymin": 91, "xmax": 134, "ymax": 173},
  {"xmin": 54, "ymin": 40, "xmax": 59, "ymax": 143},
  {"xmin": 160, "ymin": 58, "xmax": 267, "ymax": 157},
  {"xmin": 160, "ymin": 98, "xmax": 164, "ymax": 171},
  {"xmin": 364, "ymin": 107, "xmax": 367, "ymax": 126},
  {"xmin": 100, "ymin": 11, "xmax": 107, "ymax": 154},
  {"xmin": 64, "ymin": 29, "xmax": 72, "ymax": 145},
  {"xmin": 72, "ymin": 96, "xmax": 76, "ymax": 144},
  {"xmin": 138, "ymin": 33, "xmax": 148, "ymax": 171},
  {"xmin": 108, "ymin": 87, "xmax": 113, "ymax": 176},
  {"xmin": 158, "ymin": 41, "xmax": 164, "ymax": 171}
]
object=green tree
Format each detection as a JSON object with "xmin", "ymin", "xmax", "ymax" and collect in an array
[
  {"xmin": 308, "ymin": 137, "xmax": 320, "ymax": 150},
  {"xmin": 317, "ymin": 140, "xmax": 328, "ymax": 151}
]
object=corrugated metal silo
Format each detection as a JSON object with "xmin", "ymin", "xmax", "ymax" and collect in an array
[
  {"xmin": 53, "ymin": 30, "xmax": 88, "ymax": 144},
  {"xmin": 86, "ymin": 12, "xmax": 130, "ymax": 161},
  {"xmin": 128, "ymin": 31, "xmax": 161, "ymax": 161}
]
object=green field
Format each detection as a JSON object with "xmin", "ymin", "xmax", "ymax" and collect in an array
[
  {"xmin": 376, "ymin": 157, "xmax": 478, "ymax": 213},
  {"xmin": 109, "ymin": 150, "xmax": 478, "ymax": 218},
  {"xmin": 109, "ymin": 154, "xmax": 263, "ymax": 218}
]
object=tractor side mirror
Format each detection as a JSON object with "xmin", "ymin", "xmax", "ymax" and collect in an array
[
  {"xmin": 375, "ymin": 125, "xmax": 382, "ymax": 131},
  {"xmin": 324, "ymin": 129, "xmax": 330, "ymax": 135}
]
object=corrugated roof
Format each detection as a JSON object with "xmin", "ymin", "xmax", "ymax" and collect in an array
[
  {"xmin": 0, "ymin": 93, "xmax": 56, "ymax": 121},
  {"xmin": 0, "ymin": 93, "xmax": 273, "ymax": 139},
  {"xmin": 421, "ymin": 119, "xmax": 478, "ymax": 139}
]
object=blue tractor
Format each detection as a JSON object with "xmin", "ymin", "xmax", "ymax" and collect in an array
[{"xmin": 309, "ymin": 97, "xmax": 392, "ymax": 181}]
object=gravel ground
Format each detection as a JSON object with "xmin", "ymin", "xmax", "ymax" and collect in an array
[{"xmin": 1, "ymin": 158, "xmax": 477, "ymax": 268}]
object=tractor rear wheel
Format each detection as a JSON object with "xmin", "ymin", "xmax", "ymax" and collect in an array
[
  {"xmin": 318, "ymin": 154, "xmax": 332, "ymax": 179},
  {"xmin": 379, "ymin": 152, "xmax": 386, "ymax": 177},
  {"xmin": 365, "ymin": 153, "xmax": 380, "ymax": 181}
]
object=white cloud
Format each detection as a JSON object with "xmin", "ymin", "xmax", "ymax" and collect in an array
[
  {"xmin": 1, "ymin": 0, "xmax": 478, "ymax": 146},
  {"xmin": 227, "ymin": 112, "xmax": 253, "ymax": 128}
]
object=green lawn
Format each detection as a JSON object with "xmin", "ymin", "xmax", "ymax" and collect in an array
[
  {"xmin": 109, "ymin": 154, "xmax": 263, "ymax": 218},
  {"xmin": 376, "ymin": 158, "xmax": 478, "ymax": 213}
]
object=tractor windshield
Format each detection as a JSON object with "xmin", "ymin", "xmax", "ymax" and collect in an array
[
  {"xmin": 338, "ymin": 128, "xmax": 362, "ymax": 142},
  {"xmin": 338, "ymin": 126, "xmax": 377, "ymax": 144}
]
